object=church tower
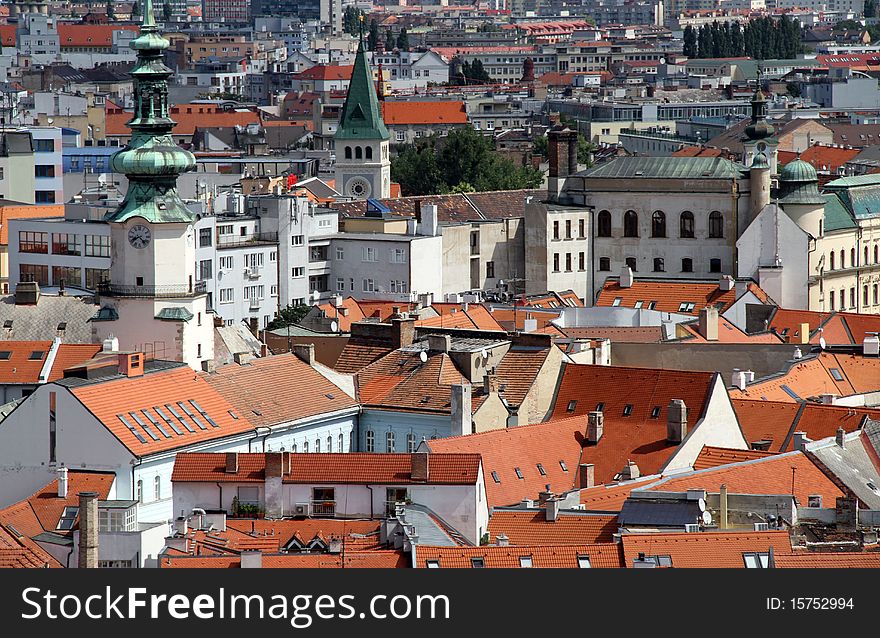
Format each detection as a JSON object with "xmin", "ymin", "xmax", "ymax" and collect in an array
[
  {"xmin": 92, "ymin": 0, "xmax": 213, "ymax": 369},
  {"xmin": 742, "ymin": 75, "xmax": 778, "ymax": 174},
  {"xmin": 333, "ymin": 27, "xmax": 391, "ymax": 200},
  {"xmin": 778, "ymin": 157, "xmax": 825, "ymax": 238}
]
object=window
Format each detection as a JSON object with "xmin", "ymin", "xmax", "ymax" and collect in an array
[
  {"xmin": 565, "ymin": 219, "xmax": 572, "ymax": 239},
  {"xmin": 35, "ymin": 139, "xmax": 55, "ymax": 152},
  {"xmin": 597, "ymin": 211, "xmax": 612, "ymax": 237},
  {"xmin": 559, "ymin": 460, "xmax": 568, "ymax": 472},
  {"xmin": 678, "ymin": 302, "xmax": 696, "ymax": 312},
  {"xmin": 390, "ymin": 247, "xmax": 407, "ymax": 263},
  {"xmin": 470, "ymin": 557, "xmax": 485, "ymax": 568},
  {"xmin": 386, "ymin": 431, "xmax": 395, "ymax": 453},
  {"xmin": 553, "ymin": 253, "xmax": 560, "ymax": 272},
  {"xmin": 19, "ymin": 231, "xmax": 48, "ymax": 254},
  {"xmin": 355, "ymin": 146, "xmax": 362, "ymax": 159},
  {"xmin": 365, "ymin": 430, "xmax": 375, "ymax": 452},
  {"xmin": 491, "ymin": 471, "xmax": 500, "ymax": 483},
  {"xmin": 829, "ymin": 367, "xmax": 844, "ymax": 382},
  {"xmin": 851, "ymin": 248, "xmax": 856, "ymax": 267},
  {"xmin": 623, "ymin": 211, "xmax": 639, "ymax": 237},
  {"xmin": 840, "ymin": 289, "xmax": 845, "ymax": 309},
  {"xmin": 875, "ymin": 244, "xmax": 879, "ymax": 264},
  {"xmin": 553, "ymin": 220, "xmax": 560, "ymax": 240},
  {"xmin": 362, "ymin": 247, "xmax": 378, "ymax": 262},
  {"xmin": 611, "ymin": 297, "xmax": 622, "ymax": 307},
  {"xmin": 291, "ymin": 235, "xmax": 304, "ymax": 246},
  {"xmin": 52, "ymin": 266, "xmax": 81, "ymax": 287},
  {"xmin": 390, "ymin": 280, "xmax": 408, "ymax": 293},
  {"xmin": 830, "ymin": 252, "xmax": 835, "ymax": 270},
  {"xmin": 599, "ymin": 257, "xmax": 610, "ymax": 271},
  {"xmin": 57, "ymin": 506, "xmax": 78, "ymax": 530},
  {"xmin": 315, "ymin": 438, "xmax": 321, "ymax": 453},
  {"xmin": 651, "ymin": 211, "xmax": 666, "ymax": 237},
  {"xmin": 199, "ymin": 228, "xmax": 212, "ymax": 247},
  {"xmin": 335, "ymin": 246, "xmax": 345, "ymax": 260},
  {"xmin": 218, "ymin": 225, "xmax": 234, "ymax": 236},
  {"xmin": 85, "ymin": 235, "xmax": 110, "ymax": 257},
  {"xmin": 344, "ymin": 146, "xmax": 352, "ymax": 159},
  {"xmin": 519, "ymin": 556, "xmax": 533, "ymax": 568},
  {"xmin": 20, "ymin": 264, "xmax": 48, "ymax": 285},
  {"xmin": 865, "ymin": 285, "xmax": 870, "ymax": 307},
  {"xmin": 426, "ymin": 560, "xmax": 440, "ymax": 568},
  {"xmin": 363, "ymin": 278, "xmax": 376, "ymax": 292},
  {"xmin": 153, "ymin": 476, "xmax": 161, "ymax": 501},
  {"xmin": 486, "ymin": 261, "xmax": 495, "ymax": 278},
  {"xmin": 874, "ymin": 284, "xmax": 878, "ymax": 306},
  {"xmin": 743, "ymin": 552, "xmax": 770, "ymax": 568},
  {"xmin": 682, "ymin": 258, "xmax": 693, "ymax": 273},
  {"xmin": 625, "ymin": 257, "xmax": 637, "ymax": 272},
  {"xmin": 198, "ymin": 260, "xmax": 212, "ymax": 280},
  {"xmin": 565, "ymin": 253, "xmax": 572, "ymax": 271},
  {"xmin": 303, "ymin": 441, "xmax": 309, "ymax": 453},
  {"xmin": 840, "ymin": 250, "xmax": 845, "ymax": 269},
  {"xmin": 52, "ymin": 233, "xmax": 80, "ymax": 256},
  {"xmin": 292, "ymin": 267, "xmax": 305, "ymax": 278},
  {"xmin": 577, "ymin": 555, "xmax": 591, "ymax": 568},
  {"xmin": 35, "ymin": 191, "xmax": 56, "ymax": 204},
  {"xmin": 708, "ymin": 211, "xmax": 724, "ymax": 238},
  {"xmin": 339, "ymin": 432, "xmax": 345, "ymax": 453},
  {"xmin": 850, "ymin": 287, "xmax": 856, "ymax": 309},
  {"xmin": 653, "ymin": 258, "xmax": 665, "ymax": 272},
  {"xmin": 136, "ymin": 480, "xmax": 143, "ymax": 503},
  {"xmin": 709, "ymin": 258, "xmax": 722, "ymax": 273},
  {"xmin": 623, "ymin": 404, "xmax": 633, "ymax": 416},
  {"xmin": 407, "ymin": 432, "xmax": 416, "ymax": 453},
  {"xmin": 680, "ymin": 211, "xmax": 694, "ymax": 238}
]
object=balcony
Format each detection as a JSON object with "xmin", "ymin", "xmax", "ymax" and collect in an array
[
  {"xmin": 98, "ymin": 281, "xmax": 207, "ymax": 298},
  {"xmin": 216, "ymin": 232, "xmax": 278, "ymax": 248},
  {"xmin": 311, "ymin": 501, "xmax": 336, "ymax": 517}
]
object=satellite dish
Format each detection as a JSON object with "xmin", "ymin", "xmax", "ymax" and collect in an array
[
  {"xmin": 330, "ymin": 320, "xmax": 338, "ymax": 333},
  {"xmin": 419, "ymin": 351, "xmax": 428, "ymax": 363},
  {"xmin": 819, "ymin": 336, "xmax": 827, "ymax": 350},
  {"xmin": 480, "ymin": 349, "xmax": 488, "ymax": 360},
  {"xmin": 702, "ymin": 510, "xmax": 713, "ymax": 526},
  {"xmin": 698, "ymin": 498, "xmax": 706, "ymax": 512}
]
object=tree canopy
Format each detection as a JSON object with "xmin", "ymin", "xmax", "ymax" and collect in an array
[
  {"xmin": 391, "ymin": 127, "xmax": 543, "ymax": 196},
  {"xmin": 267, "ymin": 304, "xmax": 311, "ymax": 330},
  {"xmin": 342, "ymin": 7, "xmax": 366, "ymax": 35},
  {"xmin": 452, "ymin": 58, "xmax": 491, "ymax": 85},
  {"xmin": 683, "ymin": 16, "xmax": 803, "ymax": 60}
]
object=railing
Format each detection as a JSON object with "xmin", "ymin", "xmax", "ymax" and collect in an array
[
  {"xmin": 216, "ymin": 232, "xmax": 278, "ymax": 248},
  {"xmin": 311, "ymin": 501, "xmax": 336, "ymax": 517},
  {"xmin": 98, "ymin": 281, "xmax": 207, "ymax": 298}
]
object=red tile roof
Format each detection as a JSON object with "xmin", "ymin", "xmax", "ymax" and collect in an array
[
  {"xmin": 70, "ymin": 365, "xmax": 257, "ymax": 456},
  {"xmin": 779, "ymin": 145, "xmax": 860, "ymax": 173},
  {"xmin": 595, "ymin": 278, "xmax": 770, "ymax": 315},
  {"xmin": 732, "ymin": 399, "xmax": 802, "ymax": 451},
  {"xmin": 160, "ymin": 550, "xmax": 406, "ymax": 568},
  {"xmin": 560, "ymin": 326, "xmax": 663, "ymax": 343},
  {"xmin": 356, "ymin": 350, "xmax": 466, "ymax": 413},
  {"xmin": 106, "ymin": 103, "xmax": 261, "ymax": 137},
  {"xmin": 333, "ymin": 338, "xmax": 394, "ymax": 374},
  {"xmin": 380, "ymin": 101, "xmax": 468, "ymax": 125},
  {"xmin": 776, "ymin": 552, "xmax": 880, "ymax": 568},
  {"xmin": 57, "ymin": 24, "xmax": 139, "ymax": 48},
  {"xmin": 620, "ymin": 530, "xmax": 792, "ymax": 568},
  {"xmin": 171, "ymin": 452, "xmax": 482, "ymax": 485},
  {"xmin": 693, "ymin": 445, "xmax": 776, "ymax": 470},
  {"xmin": 0, "ymin": 524, "xmax": 60, "ymax": 568},
  {"xmin": 0, "ymin": 203, "xmax": 65, "ymax": 245},
  {"xmin": 0, "ymin": 25, "xmax": 15, "ymax": 47},
  {"xmin": 415, "ymin": 543, "xmax": 623, "ymax": 568},
  {"xmin": 416, "ymin": 304, "xmax": 504, "ymax": 331},
  {"xmin": 487, "ymin": 510, "xmax": 618, "ymax": 545},
  {"xmin": 201, "ymin": 353, "xmax": 357, "ymax": 428},
  {"xmin": 579, "ymin": 478, "xmax": 657, "ymax": 511},
  {"xmin": 294, "ymin": 65, "xmax": 353, "ymax": 81},
  {"xmin": 0, "ymin": 341, "xmax": 56, "ymax": 385},
  {"xmin": 678, "ymin": 318, "xmax": 784, "ymax": 343}
]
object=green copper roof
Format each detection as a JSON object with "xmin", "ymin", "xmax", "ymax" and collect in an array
[
  {"xmin": 779, "ymin": 158, "xmax": 817, "ymax": 183},
  {"xmin": 580, "ymin": 156, "xmax": 745, "ymax": 179},
  {"xmin": 824, "ymin": 173, "xmax": 880, "ymax": 220},
  {"xmin": 106, "ymin": 0, "xmax": 196, "ymax": 224},
  {"xmin": 750, "ymin": 153, "xmax": 770, "ymax": 170},
  {"xmin": 335, "ymin": 39, "xmax": 389, "ymax": 141},
  {"xmin": 823, "ymin": 194, "xmax": 857, "ymax": 232},
  {"xmin": 88, "ymin": 307, "xmax": 119, "ymax": 322},
  {"xmin": 155, "ymin": 307, "xmax": 194, "ymax": 322}
]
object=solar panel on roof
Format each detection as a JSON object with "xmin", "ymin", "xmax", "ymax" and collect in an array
[
  {"xmin": 141, "ymin": 409, "xmax": 172, "ymax": 438},
  {"xmin": 165, "ymin": 403, "xmax": 196, "ymax": 433},
  {"xmin": 153, "ymin": 406, "xmax": 183, "ymax": 435},
  {"xmin": 128, "ymin": 411, "xmax": 160, "ymax": 441},
  {"xmin": 178, "ymin": 401, "xmax": 208, "ymax": 430},
  {"xmin": 118, "ymin": 414, "xmax": 147, "ymax": 444},
  {"xmin": 189, "ymin": 400, "xmax": 219, "ymax": 428}
]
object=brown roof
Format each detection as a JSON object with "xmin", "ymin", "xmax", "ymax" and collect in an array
[
  {"xmin": 620, "ymin": 530, "xmax": 792, "ymax": 568},
  {"xmin": 201, "ymin": 353, "xmax": 356, "ymax": 428},
  {"xmin": 333, "ymin": 337, "xmax": 394, "ymax": 374},
  {"xmin": 160, "ymin": 550, "xmax": 406, "ymax": 568},
  {"xmin": 355, "ymin": 350, "xmax": 466, "ymax": 413},
  {"xmin": 487, "ymin": 510, "xmax": 618, "ymax": 545},
  {"xmin": 415, "ymin": 543, "xmax": 623, "ymax": 568},
  {"xmin": 693, "ymin": 445, "xmax": 776, "ymax": 470},
  {"xmin": 560, "ymin": 326, "xmax": 663, "ymax": 343}
]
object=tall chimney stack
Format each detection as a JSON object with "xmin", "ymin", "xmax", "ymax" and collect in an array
[
  {"xmin": 586, "ymin": 411, "xmax": 604, "ymax": 443},
  {"xmin": 78, "ymin": 492, "xmax": 99, "ymax": 568},
  {"xmin": 57, "ymin": 466, "xmax": 68, "ymax": 498},
  {"xmin": 667, "ymin": 399, "xmax": 688, "ymax": 443}
]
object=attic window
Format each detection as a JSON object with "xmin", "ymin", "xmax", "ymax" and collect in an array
[
  {"xmin": 0, "ymin": 351, "xmax": 10, "ymax": 360},
  {"xmin": 829, "ymin": 368, "xmax": 844, "ymax": 381},
  {"xmin": 29, "ymin": 351, "xmax": 45, "ymax": 360},
  {"xmin": 420, "ymin": 395, "xmax": 432, "ymax": 403},
  {"xmin": 536, "ymin": 463, "xmax": 546, "ymax": 476},
  {"xmin": 519, "ymin": 556, "xmax": 533, "ymax": 568},
  {"xmin": 612, "ymin": 297, "xmax": 622, "ymax": 307},
  {"xmin": 647, "ymin": 301, "xmax": 657, "ymax": 310},
  {"xmin": 651, "ymin": 406, "xmax": 661, "ymax": 418},
  {"xmin": 426, "ymin": 560, "xmax": 440, "ymax": 568},
  {"xmin": 623, "ymin": 404, "xmax": 633, "ymax": 416},
  {"xmin": 228, "ymin": 410, "xmax": 238, "ymax": 420},
  {"xmin": 325, "ymin": 393, "xmax": 335, "ymax": 399},
  {"xmin": 743, "ymin": 552, "xmax": 770, "ymax": 568},
  {"xmin": 567, "ymin": 400, "xmax": 577, "ymax": 412},
  {"xmin": 514, "ymin": 467, "xmax": 524, "ymax": 479},
  {"xmin": 57, "ymin": 322, "xmax": 67, "ymax": 331},
  {"xmin": 678, "ymin": 302, "xmax": 695, "ymax": 312},
  {"xmin": 470, "ymin": 557, "xmax": 485, "ymax": 568},
  {"xmin": 634, "ymin": 300, "xmax": 643, "ymax": 309},
  {"xmin": 559, "ymin": 460, "xmax": 568, "ymax": 472},
  {"xmin": 577, "ymin": 555, "xmax": 591, "ymax": 568},
  {"xmin": 56, "ymin": 506, "xmax": 79, "ymax": 531},
  {"xmin": 491, "ymin": 471, "xmax": 500, "ymax": 483},
  {"xmin": 3, "ymin": 320, "xmax": 12, "ymax": 329}
]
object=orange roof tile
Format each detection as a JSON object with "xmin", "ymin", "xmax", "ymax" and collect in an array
[
  {"xmin": 0, "ymin": 341, "xmax": 53, "ymax": 385},
  {"xmin": 106, "ymin": 103, "xmax": 261, "ymax": 137},
  {"xmin": 768, "ymin": 308, "xmax": 847, "ymax": 344},
  {"xmin": 595, "ymin": 279, "xmax": 737, "ymax": 315},
  {"xmin": 380, "ymin": 101, "xmax": 468, "ymax": 125},
  {"xmin": 333, "ymin": 339, "xmax": 394, "ymax": 374},
  {"xmin": 171, "ymin": 452, "xmax": 482, "ymax": 485},
  {"xmin": 841, "ymin": 312, "xmax": 880, "ymax": 343},
  {"xmin": 416, "ymin": 304, "xmax": 504, "ymax": 331},
  {"xmin": 780, "ymin": 145, "xmax": 861, "ymax": 173},
  {"xmin": 693, "ymin": 445, "xmax": 776, "ymax": 470},
  {"xmin": 0, "ymin": 524, "xmax": 61, "ymax": 568},
  {"xmin": 620, "ymin": 530, "xmax": 792, "ymax": 568},
  {"xmin": 678, "ymin": 318, "xmax": 783, "ymax": 343},
  {"xmin": 57, "ymin": 24, "xmax": 139, "ymax": 48},
  {"xmin": 776, "ymin": 552, "xmax": 880, "ymax": 568},
  {"xmin": 0, "ymin": 204, "xmax": 64, "ymax": 245},
  {"xmin": 160, "ymin": 550, "xmax": 406, "ymax": 568},
  {"xmin": 0, "ymin": 25, "xmax": 15, "ymax": 47},
  {"xmin": 579, "ymin": 478, "xmax": 657, "ymax": 511},
  {"xmin": 415, "ymin": 543, "xmax": 623, "ymax": 568},
  {"xmin": 70, "ymin": 365, "xmax": 257, "ymax": 456},
  {"xmin": 295, "ymin": 65, "xmax": 353, "ymax": 81},
  {"xmin": 356, "ymin": 350, "xmax": 466, "ymax": 413},
  {"xmin": 201, "ymin": 353, "xmax": 356, "ymax": 428},
  {"xmin": 487, "ymin": 510, "xmax": 618, "ymax": 545},
  {"xmin": 732, "ymin": 399, "xmax": 802, "ymax": 450}
]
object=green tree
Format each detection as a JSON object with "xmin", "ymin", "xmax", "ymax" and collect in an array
[
  {"xmin": 576, "ymin": 134, "xmax": 596, "ymax": 167},
  {"xmin": 342, "ymin": 7, "xmax": 364, "ymax": 35},
  {"xmin": 683, "ymin": 25, "xmax": 697, "ymax": 58},
  {"xmin": 368, "ymin": 19, "xmax": 380, "ymax": 51},
  {"xmin": 385, "ymin": 29, "xmax": 395, "ymax": 50},
  {"xmin": 533, "ymin": 134, "xmax": 548, "ymax": 156},
  {"xmin": 867, "ymin": 0, "xmax": 877, "ymax": 18},
  {"xmin": 396, "ymin": 27, "xmax": 409, "ymax": 51},
  {"xmin": 786, "ymin": 82, "xmax": 801, "ymax": 98},
  {"xmin": 267, "ymin": 304, "xmax": 311, "ymax": 330},
  {"xmin": 469, "ymin": 59, "xmax": 491, "ymax": 83},
  {"xmin": 106, "ymin": 0, "xmax": 115, "ymax": 20},
  {"xmin": 131, "ymin": 0, "xmax": 141, "ymax": 18},
  {"xmin": 162, "ymin": 1, "xmax": 172, "ymax": 22},
  {"xmin": 835, "ymin": 19, "xmax": 862, "ymax": 30}
]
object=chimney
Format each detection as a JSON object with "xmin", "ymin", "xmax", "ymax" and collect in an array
[
  {"xmin": 719, "ymin": 275, "xmax": 734, "ymax": 291},
  {"xmin": 792, "ymin": 431, "xmax": 810, "ymax": 451},
  {"xmin": 797, "ymin": 322, "xmax": 810, "ymax": 345},
  {"xmin": 620, "ymin": 460, "xmax": 640, "ymax": 480},
  {"xmin": 450, "ymin": 383, "xmax": 472, "ymax": 437},
  {"xmin": 537, "ymin": 484, "xmax": 554, "ymax": 506},
  {"xmin": 174, "ymin": 516, "xmax": 188, "ymax": 536},
  {"xmin": 864, "ymin": 334, "xmax": 880, "ymax": 356},
  {"xmin": 78, "ymin": 492, "xmax": 99, "ymax": 568},
  {"xmin": 836, "ymin": 427, "xmax": 846, "ymax": 448},
  {"xmin": 240, "ymin": 550, "xmax": 263, "ymax": 568},
  {"xmin": 820, "ymin": 393, "xmax": 838, "ymax": 405},
  {"xmin": 698, "ymin": 306, "xmax": 718, "ymax": 341},
  {"xmin": 225, "ymin": 452, "xmax": 239, "ymax": 474},
  {"xmin": 483, "ymin": 373, "xmax": 498, "ymax": 394},
  {"xmin": 328, "ymin": 537, "xmax": 343, "ymax": 554},
  {"xmin": 118, "ymin": 352, "xmax": 144, "ymax": 378},
  {"xmin": 586, "ymin": 411, "xmax": 604, "ymax": 443},
  {"xmin": 57, "ymin": 466, "xmax": 68, "ymax": 498},
  {"xmin": 619, "ymin": 265, "xmax": 633, "ymax": 288},
  {"xmin": 731, "ymin": 369, "xmax": 747, "ymax": 390},
  {"xmin": 264, "ymin": 452, "xmax": 288, "ymax": 518},
  {"xmin": 428, "ymin": 334, "xmax": 451, "ymax": 354},
  {"xmin": 579, "ymin": 463, "xmax": 595, "ymax": 489},
  {"xmin": 14, "ymin": 281, "xmax": 40, "ymax": 305},
  {"xmin": 667, "ymin": 399, "xmax": 688, "ymax": 443},
  {"xmin": 201, "ymin": 359, "xmax": 217, "ymax": 373},
  {"xmin": 544, "ymin": 497, "xmax": 560, "ymax": 522},
  {"xmin": 102, "ymin": 336, "xmax": 119, "ymax": 352},
  {"xmin": 391, "ymin": 317, "xmax": 415, "ymax": 348},
  {"xmin": 720, "ymin": 483, "xmax": 728, "ymax": 530},
  {"xmin": 411, "ymin": 452, "xmax": 429, "ymax": 482},
  {"xmin": 292, "ymin": 343, "xmax": 315, "ymax": 366},
  {"xmin": 418, "ymin": 204, "xmax": 439, "ymax": 236},
  {"xmin": 496, "ymin": 533, "xmax": 509, "ymax": 546}
]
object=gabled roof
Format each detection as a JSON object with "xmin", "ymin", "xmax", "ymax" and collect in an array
[
  {"xmin": 0, "ymin": 341, "xmax": 101, "ymax": 385},
  {"xmin": 355, "ymin": 350, "xmax": 466, "ymax": 413},
  {"xmin": 294, "ymin": 65, "xmax": 354, "ymax": 81},
  {"xmin": 595, "ymin": 278, "xmax": 769, "ymax": 315},
  {"xmin": 69, "ymin": 365, "xmax": 257, "ymax": 456},
  {"xmin": 693, "ymin": 445, "xmax": 776, "ymax": 470},
  {"xmin": 415, "ymin": 543, "xmax": 623, "ymax": 568},
  {"xmin": 620, "ymin": 530, "xmax": 792, "ymax": 568},
  {"xmin": 106, "ymin": 103, "xmax": 261, "ymax": 137},
  {"xmin": 579, "ymin": 156, "xmax": 744, "ymax": 180},
  {"xmin": 487, "ymin": 509, "xmax": 618, "ymax": 545},
  {"xmin": 416, "ymin": 304, "xmax": 504, "ymax": 331},
  {"xmin": 380, "ymin": 101, "xmax": 468, "ymax": 126},
  {"xmin": 806, "ymin": 427, "xmax": 880, "ymax": 509},
  {"xmin": 57, "ymin": 24, "xmax": 139, "ymax": 48},
  {"xmin": 201, "ymin": 353, "xmax": 356, "ymax": 428},
  {"xmin": 171, "ymin": 452, "xmax": 482, "ymax": 485}
]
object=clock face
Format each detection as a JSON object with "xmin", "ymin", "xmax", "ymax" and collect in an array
[{"xmin": 128, "ymin": 224, "xmax": 152, "ymax": 249}]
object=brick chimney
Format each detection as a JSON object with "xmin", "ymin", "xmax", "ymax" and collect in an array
[
  {"xmin": 57, "ymin": 466, "xmax": 68, "ymax": 498},
  {"xmin": 411, "ymin": 452, "xmax": 429, "ymax": 482},
  {"xmin": 579, "ymin": 463, "xmax": 595, "ymax": 489},
  {"xmin": 118, "ymin": 352, "xmax": 144, "ymax": 378},
  {"xmin": 292, "ymin": 343, "xmax": 315, "ymax": 366},
  {"xmin": 428, "ymin": 334, "xmax": 451, "ymax": 353},
  {"xmin": 586, "ymin": 411, "xmax": 604, "ymax": 443},
  {"xmin": 667, "ymin": 399, "xmax": 688, "ymax": 443},
  {"xmin": 392, "ymin": 317, "xmax": 415, "ymax": 348},
  {"xmin": 698, "ymin": 307, "xmax": 718, "ymax": 341},
  {"xmin": 225, "ymin": 452, "xmax": 238, "ymax": 474},
  {"xmin": 264, "ymin": 452, "xmax": 288, "ymax": 518},
  {"xmin": 619, "ymin": 265, "xmax": 633, "ymax": 288},
  {"xmin": 78, "ymin": 491, "xmax": 99, "ymax": 568}
]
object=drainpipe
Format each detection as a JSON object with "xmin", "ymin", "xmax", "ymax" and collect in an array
[
  {"xmin": 216, "ymin": 482, "xmax": 223, "ymax": 511},
  {"xmin": 366, "ymin": 484, "xmax": 374, "ymax": 519},
  {"xmin": 249, "ymin": 427, "xmax": 271, "ymax": 452}
]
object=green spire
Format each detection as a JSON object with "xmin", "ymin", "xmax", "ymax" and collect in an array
[
  {"xmin": 106, "ymin": 0, "xmax": 195, "ymax": 224},
  {"xmin": 335, "ymin": 38, "xmax": 389, "ymax": 141}
]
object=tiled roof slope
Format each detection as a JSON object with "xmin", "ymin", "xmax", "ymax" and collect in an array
[
  {"xmin": 171, "ymin": 452, "xmax": 482, "ymax": 485},
  {"xmin": 161, "ymin": 551, "xmax": 406, "ymax": 568},
  {"xmin": 380, "ymin": 101, "xmax": 468, "ymax": 125},
  {"xmin": 70, "ymin": 365, "xmax": 256, "ymax": 456},
  {"xmin": 475, "ymin": 346, "xmax": 551, "ymax": 410},
  {"xmin": 0, "ymin": 524, "xmax": 61, "ymax": 568},
  {"xmin": 776, "ymin": 553, "xmax": 880, "ymax": 568},
  {"xmin": 595, "ymin": 278, "xmax": 770, "ymax": 315},
  {"xmin": 333, "ymin": 338, "xmax": 394, "ymax": 374},
  {"xmin": 487, "ymin": 510, "xmax": 618, "ymax": 545},
  {"xmin": 416, "ymin": 304, "xmax": 504, "ymax": 331},
  {"xmin": 620, "ymin": 530, "xmax": 792, "ymax": 568},
  {"xmin": 579, "ymin": 478, "xmax": 660, "ymax": 511},
  {"xmin": 415, "ymin": 543, "xmax": 623, "ymax": 568},
  {"xmin": 201, "ymin": 353, "xmax": 356, "ymax": 428},
  {"xmin": 693, "ymin": 445, "xmax": 776, "ymax": 470},
  {"xmin": 356, "ymin": 350, "xmax": 466, "ymax": 413}
]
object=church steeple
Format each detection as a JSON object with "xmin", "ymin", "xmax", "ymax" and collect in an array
[
  {"xmin": 107, "ymin": 0, "xmax": 195, "ymax": 223},
  {"xmin": 336, "ymin": 33, "xmax": 389, "ymax": 142},
  {"xmin": 744, "ymin": 71, "xmax": 774, "ymax": 142}
]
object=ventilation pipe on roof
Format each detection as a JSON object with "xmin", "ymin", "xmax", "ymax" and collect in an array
[
  {"xmin": 732, "ymin": 368, "xmax": 747, "ymax": 390},
  {"xmin": 720, "ymin": 483, "xmax": 728, "ymax": 530},
  {"xmin": 792, "ymin": 431, "xmax": 810, "ymax": 451},
  {"xmin": 836, "ymin": 427, "xmax": 846, "ymax": 448},
  {"xmin": 719, "ymin": 275, "xmax": 734, "ymax": 291},
  {"xmin": 619, "ymin": 460, "xmax": 640, "ymax": 481},
  {"xmin": 619, "ymin": 265, "xmax": 634, "ymax": 288},
  {"xmin": 864, "ymin": 334, "xmax": 880, "ymax": 357}
]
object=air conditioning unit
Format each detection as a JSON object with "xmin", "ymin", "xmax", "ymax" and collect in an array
[
  {"xmin": 293, "ymin": 503, "xmax": 311, "ymax": 517},
  {"xmin": 754, "ymin": 522, "xmax": 769, "ymax": 531},
  {"xmin": 243, "ymin": 267, "xmax": 252, "ymax": 277},
  {"xmin": 684, "ymin": 523, "xmax": 700, "ymax": 533}
]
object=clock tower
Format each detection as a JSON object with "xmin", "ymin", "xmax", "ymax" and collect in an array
[
  {"xmin": 333, "ymin": 28, "xmax": 391, "ymax": 200},
  {"xmin": 92, "ymin": 0, "xmax": 213, "ymax": 369}
]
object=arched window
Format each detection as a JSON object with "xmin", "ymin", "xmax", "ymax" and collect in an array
[
  {"xmin": 851, "ymin": 248, "xmax": 857, "ymax": 267},
  {"xmin": 355, "ymin": 146, "xmax": 363, "ymax": 159},
  {"xmin": 679, "ymin": 211, "xmax": 694, "ymax": 238},
  {"xmin": 597, "ymin": 210, "xmax": 612, "ymax": 237},
  {"xmin": 708, "ymin": 211, "xmax": 723, "ymax": 238},
  {"xmin": 865, "ymin": 246, "xmax": 869, "ymax": 265},
  {"xmin": 830, "ymin": 252, "xmax": 835, "ymax": 270},
  {"xmin": 623, "ymin": 211, "xmax": 639, "ymax": 237},
  {"xmin": 651, "ymin": 211, "xmax": 666, "ymax": 238},
  {"xmin": 303, "ymin": 440, "xmax": 309, "ymax": 453},
  {"xmin": 386, "ymin": 431, "xmax": 395, "ymax": 453},
  {"xmin": 327, "ymin": 435, "xmax": 333, "ymax": 453},
  {"xmin": 315, "ymin": 438, "xmax": 321, "ymax": 453},
  {"xmin": 840, "ymin": 249, "xmax": 846, "ymax": 269},
  {"xmin": 344, "ymin": 146, "xmax": 352, "ymax": 159},
  {"xmin": 682, "ymin": 258, "xmax": 693, "ymax": 273},
  {"xmin": 338, "ymin": 432, "xmax": 344, "ymax": 453},
  {"xmin": 875, "ymin": 244, "xmax": 879, "ymax": 263},
  {"xmin": 365, "ymin": 146, "xmax": 373, "ymax": 160},
  {"xmin": 407, "ymin": 432, "xmax": 416, "ymax": 453},
  {"xmin": 653, "ymin": 257, "xmax": 665, "ymax": 272}
]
